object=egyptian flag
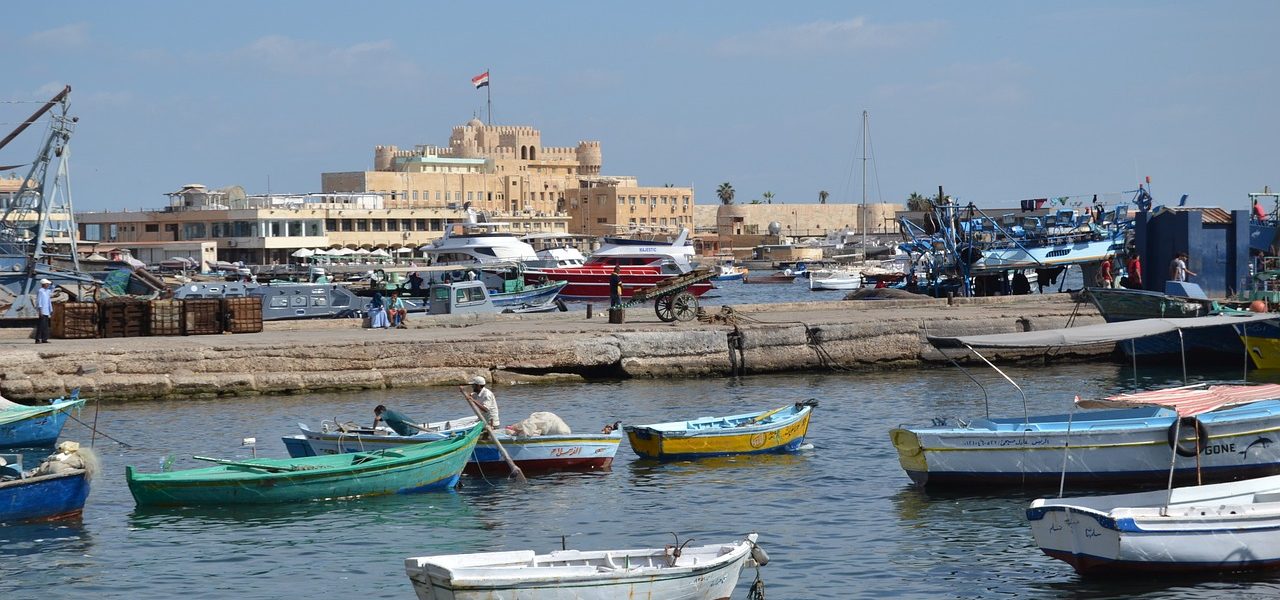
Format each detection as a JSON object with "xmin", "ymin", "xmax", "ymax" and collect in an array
[{"xmin": 471, "ymin": 71, "xmax": 490, "ymax": 89}]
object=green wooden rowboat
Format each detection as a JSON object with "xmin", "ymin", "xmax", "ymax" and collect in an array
[{"xmin": 126, "ymin": 424, "xmax": 482, "ymax": 507}]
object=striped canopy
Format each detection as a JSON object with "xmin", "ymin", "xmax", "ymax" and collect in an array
[{"xmin": 1077, "ymin": 383, "xmax": 1280, "ymax": 417}]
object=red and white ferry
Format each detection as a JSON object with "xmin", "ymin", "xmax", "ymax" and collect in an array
[{"xmin": 523, "ymin": 229, "xmax": 714, "ymax": 300}]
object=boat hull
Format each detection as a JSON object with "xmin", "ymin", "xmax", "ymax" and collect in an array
[
  {"xmin": 406, "ymin": 537, "xmax": 755, "ymax": 600},
  {"xmin": 286, "ymin": 429, "xmax": 621, "ymax": 475},
  {"xmin": 127, "ymin": 426, "xmax": 482, "ymax": 506},
  {"xmin": 0, "ymin": 470, "xmax": 90, "ymax": 523},
  {"xmin": 890, "ymin": 402, "xmax": 1280, "ymax": 487},
  {"xmin": 1087, "ymin": 287, "xmax": 1242, "ymax": 361},
  {"xmin": 1028, "ymin": 474, "xmax": 1280, "ymax": 575},
  {"xmin": 489, "ymin": 280, "xmax": 567, "ymax": 308},
  {"xmin": 0, "ymin": 399, "xmax": 84, "ymax": 449},
  {"xmin": 625, "ymin": 405, "xmax": 813, "ymax": 460},
  {"xmin": 973, "ymin": 238, "xmax": 1125, "ymax": 271}
]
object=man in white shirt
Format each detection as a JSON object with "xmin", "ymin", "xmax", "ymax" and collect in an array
[
  {"xmin": 34, "ymin": 278, "xmax": 53, "ymax": 344},
  {"xmin": 461, "ymin": 376, "xmax": 499, "ymax": 428}
]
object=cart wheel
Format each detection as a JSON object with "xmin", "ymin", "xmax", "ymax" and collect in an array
[
  {"xmin": 655, "ymin": 295, "xmax": 677, "ymax": 322},
  {"xmin": 672, "ymin": 292, "xmax": 698, "ymax": 322}
]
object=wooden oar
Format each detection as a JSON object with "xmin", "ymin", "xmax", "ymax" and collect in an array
[
  {"xmin": 192, "ymin": 455, "xmax": 297, "ymax": 473},
  {"xmin": 751, "ymin": 406, "xmax": 789, "ymax": 424},
  {"xmin": 459, "ymin": 386, "xmax": 527, "ymax": 483}
]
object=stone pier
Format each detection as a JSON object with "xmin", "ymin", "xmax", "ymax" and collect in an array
[{"xmin": 0, "ymin": 295, "xmax": 1106, "ymax": 401}]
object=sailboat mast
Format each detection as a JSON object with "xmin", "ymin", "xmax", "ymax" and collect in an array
[{"xmin": 861, "ymin": 110, "xmax": 868, "ymax": 257}]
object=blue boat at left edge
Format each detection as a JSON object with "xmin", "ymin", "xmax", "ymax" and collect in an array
[
  {"xmin": 0, "ymin": 393, "xmax": 86, "ymax": 449},
  {"xmin": 0, "ymin": 448, "xmax": 93, "ymax": 523}
]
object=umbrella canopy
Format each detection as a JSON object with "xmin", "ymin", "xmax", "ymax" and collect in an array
[
  {"xmin": 1078, "ymin": 384, "xmax": 1280, "ymax": 417},
  {"xmin": 353, "ymin": 248, "xmax": 371, "ymax": 255},
  {"xmin": 291, "ymin": 248, "xmax": 314, "ymax": 258},
  {"xmin": 369, "ymin": 248, "xmax": 391, "ymax": 257},
  {"xmin": 394, "ymin": 247, "xmax": 414, "ymax": 254},
  {"xmin": 331, "ymin": 248, "xmax": 353, "ymax": 256}
]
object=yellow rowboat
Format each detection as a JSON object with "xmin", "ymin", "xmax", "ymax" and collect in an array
[{"xmin": 624, "ymin": 401, "xmax": 815, "ymax": 460}]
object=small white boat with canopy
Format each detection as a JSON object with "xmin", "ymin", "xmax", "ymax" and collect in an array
[
  {"xmin": 1029, "ymin": 387, "xmax": 1280, "ymax": 575},
  {"xmin": 890, "ymin": 313, "xmax": 1280, "ymax": 487},
  {"xmin": 404, "ymin": 533, "xmax": 766, "ymax": 600}
]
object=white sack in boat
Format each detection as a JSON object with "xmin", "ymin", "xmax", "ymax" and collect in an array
[{"xmin": 507, "ymin": 412, "xmax": 571, "ymax": 437}]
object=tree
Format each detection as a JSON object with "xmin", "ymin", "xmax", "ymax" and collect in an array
[
  {"xmin": 906, "ymin": 192, "xmax": 930, "ymax": 212},
  {"xmin": 716, "ymin": 182, "xmax": 735, "ymax": 205},
  {"xmin": 762, "ymin": 191, "xmax": 774, "ymax": 205},
  {"xmin": 818, "ymin": 190, "xmax": 829, "ymax": 204}
]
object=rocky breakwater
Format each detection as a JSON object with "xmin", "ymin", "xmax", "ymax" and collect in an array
[{"xmin": 0, "ymin": 295, "xmax": 1104, "ymax": 401}]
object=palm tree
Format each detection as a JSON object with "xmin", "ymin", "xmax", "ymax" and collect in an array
[
  {"xmin": 818, "ymin": 190, "xmax": 829, "ymax": 204},
  {"xmin": 716, "ymin": 182, "xmax": 735, "ymax": 205},
  {"xmin": 762, "ymin": 191, "xmax": 774, "ymax": 205},
  {"xmin": 906, "ymin": 192, "xmax": 929, "ymax": 212}
]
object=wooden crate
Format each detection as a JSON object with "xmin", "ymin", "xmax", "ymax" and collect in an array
[
  {"xmin": 52, "ymin": 302, "xmax": 98, "ymax": 339},
  {"xmin": 182, "ymin": 299, "xmax": 223, "ymax": 335},
  {"xmin": 222, "ymin": 297, "xmax": 263, "ymax": 334},
  {"xmin": 98, "ymin": 298, "xmax": 147, "ymax": 338},
  {"xmin": 148, "ymin": 299, "xmax": 183, "ymax": 336}
]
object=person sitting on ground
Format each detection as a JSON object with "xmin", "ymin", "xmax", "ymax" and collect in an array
[
  {"xmin": 372, "ymin": 404, "xmax": 418, "ymax": 436},
  {"xmin": 460, "ymin": 376, "xmax": 500, "ymax": 428}
]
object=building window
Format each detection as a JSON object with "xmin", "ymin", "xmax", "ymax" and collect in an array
[
  {"xmin": 83, "ymin": 224, "xmax": 101, "ymax": 240},
  {"xmin": 182, "ymin": 223, "xmax": 206, "ymax": 239},
  {"xmin": 415, "ymin": 219, "xmax": 428, "ymax": 231},
  {"xmin": 325, "ymin": 219, "xmax": 338, "ymax": 231},
  {"xmin": 618, "ymin": 198, "xmax": 626, "ymax": 205},
  {"xmin": 412, "ymin": 191, "xmax": 418, "ymax": 200},
  {"xmin": 400, "ymin": 219, "xmax": 412, "ymax": 231},
  {"xmin": 145, "ymin": 224, "xmax": 159, "ymax": 233},
  {"xmin": 597, "ymin": 217, "xmax": 607, "ymax": 224},
  {"xmin": 288, "ymin": 221, "xmax": 303, "ymax": 237},
  {"xmin": 387, "ymin": 219, "xmax": 399, "ymax": 231},
  {"xmin": 356, "ymin": 219, "xmax": 369, "ymax": 232},
  {"xmin": 436, "ymin": 191, "xmax": 442, "ymax": 201},
  {"xmin": 341, "ymin": 219, "xmax": 353, "ymax": 232},
  {"xmin": 467, "ymin": 191, "xmax": 474, "ymax": 201},
  {"xmin": 661, "ymin": 196, "xmax": 668, "ymax": 204},
  {"xmin": 683, "ymin": 196, "xmax": 691, "ymax": 204},
  {"xmin": 372, "ymin": 219, "xmax": 384, "ymax": 232}
]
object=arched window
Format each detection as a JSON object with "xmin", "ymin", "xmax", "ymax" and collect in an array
[
  {"xmin": 529, "ymin": 147, "xmax": 536, "ymax": 160},
  {"xmin": 520, "ymin": 146, "xmax": 528, "ymax": 160}
]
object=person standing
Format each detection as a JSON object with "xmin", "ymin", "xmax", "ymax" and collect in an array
[
  {"xmin": 461, "ymin": 376, "xmax": 499, "ymax": 428},
  {"xmin": 1169, "ymin": 252, "xmax": 1196, "ymax": 283},
  {"xmin": 609, "ymin": 265, "xmax": 622, "ymax": 308},
  {"xmin": 1099, "ymin": 258, "xmax": 1114, "ymax": 288},
  {"xmin": 34, "ymin": 278, "xmax": 52, "ymax": 344},
  {"xmin": 1125, "ymin": 253, "xmax": 1143, "ymax": 290}
]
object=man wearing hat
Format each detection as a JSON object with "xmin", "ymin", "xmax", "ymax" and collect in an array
[
  {"xmin": 460, "ymin": 376, "xmax": 499, "ymax": 428},
  {"xmin": 34, "ymin": 278, "xmax": 53, "ymax": 344}
]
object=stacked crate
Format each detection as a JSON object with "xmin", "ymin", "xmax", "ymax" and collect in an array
[
  {"xmin": 98, "ymin": 297, "xmax": 147, "ymax": 338},
  {"xmin": 222, "ymin": 297, "xmax": 263, "ymax": 334},
  {"xmin": 52, "ymin": 302, "xmax": 98, "ymax": 339},
  {"xmin": 148, "ymin": 299, "xmax": 183, "ymax": 336},
  {"xmin": 182, "ymin": 299, "xmax": 224, "ymax": 335}
]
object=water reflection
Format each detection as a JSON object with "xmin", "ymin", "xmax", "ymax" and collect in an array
[{"xmin": 0, "ymin": 518, "xmax": 92, "ymax": 560}]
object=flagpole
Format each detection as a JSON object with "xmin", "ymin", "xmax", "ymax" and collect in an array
[{"xmin": 486, "ymin": 68, "xmax": 492, "ymax": 125}]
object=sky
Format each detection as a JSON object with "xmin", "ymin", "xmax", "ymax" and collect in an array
[{"xmin": 2, "ymin": 1, "xmax": 1277, "ymax": 213}]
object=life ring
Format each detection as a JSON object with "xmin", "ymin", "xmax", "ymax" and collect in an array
[{"xmin": 1167, "ymin": 416, "xmax": 1209, "ymax": 458}]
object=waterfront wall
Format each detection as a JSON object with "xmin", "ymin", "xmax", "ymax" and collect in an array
[{"xmin": 0, "ymin": 296, "xmax": 1105, "ymax": 401}]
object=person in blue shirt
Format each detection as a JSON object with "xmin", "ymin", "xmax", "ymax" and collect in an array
[{"xmin": 34, "ymin": 278, "xmax": 52, "ymax": 344}]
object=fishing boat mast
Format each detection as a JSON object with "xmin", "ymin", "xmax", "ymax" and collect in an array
[{"xmin": 860, "ymin": 110, "xmax": 868, "ymax": 258}]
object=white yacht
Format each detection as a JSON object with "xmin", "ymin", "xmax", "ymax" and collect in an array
[{"xmin": 418, "ymin": 211, "xmax": 539, "ymax": 266}]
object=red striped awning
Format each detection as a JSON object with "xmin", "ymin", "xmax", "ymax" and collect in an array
[{"xmin": 1076, "ymin": 384, "xmax": 1280, "ymax": 417}]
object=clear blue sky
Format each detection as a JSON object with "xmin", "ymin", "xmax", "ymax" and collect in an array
[{"xmin": 3, "ymin": 1, "xmax": 1277, "ymax": 212}]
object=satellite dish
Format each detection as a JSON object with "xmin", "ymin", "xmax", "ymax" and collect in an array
[{"xmin": 767, "ymin": 221, "xmax": 782, "ymax": 235}]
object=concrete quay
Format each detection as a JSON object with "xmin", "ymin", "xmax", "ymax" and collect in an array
[{"xmin": 0, "ymin": 294, "xmax": 1106, "ymax": 401}]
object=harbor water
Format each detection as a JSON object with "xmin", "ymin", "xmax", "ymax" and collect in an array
[{"xmin": 6, "ymin": 360, "xmax": 1280, "ymax": 599}]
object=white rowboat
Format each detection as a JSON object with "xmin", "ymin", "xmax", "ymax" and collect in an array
[{"xmin": 405, "ymin": 533, "xmax": 763, "ymax": 600}]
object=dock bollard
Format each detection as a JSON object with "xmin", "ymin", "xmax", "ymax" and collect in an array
[
  {"xmin": 586, "ymin": 304, "xmax": 593, "ymax": 319},
  {"xmin": 609, "ymin": 307, "xmax": 625, "ymax": 324}
]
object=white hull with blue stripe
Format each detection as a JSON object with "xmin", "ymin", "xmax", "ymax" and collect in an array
[
  {"xmin": 890, "ymin": 401, "xmax": 1280, "ymax": 487},
  {"xmin": 1028, "ymin": 473, "xmax": 1280, "ymax": 575},
  {"xmin": 973, "ymin": 237, "xmax": 1124, "ymax": 271}
]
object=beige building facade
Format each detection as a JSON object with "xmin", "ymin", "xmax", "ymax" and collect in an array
[
  {"xmin": 322, "ymin": 118, "xmax": 601, "ymax": 217},
  {"xmin": 710, "ymin": 202, "xmax": 904, "ymax": 251},
  {"xmin": 563, "ymin": 179, "xmax": 695, "ymax": 238},
  {"xmin": 76, "ymin": 184, "xmax": 569, "ymax": 266}
]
